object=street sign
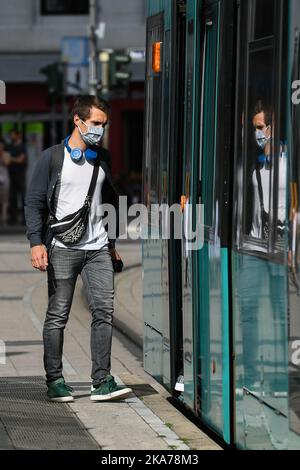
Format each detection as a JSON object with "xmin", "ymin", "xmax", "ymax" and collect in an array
[
  {"xmin": 61, "ymin": 37, "xmax": 89, "ymax": 94},
  {"xmin": 67, "ymin": 66, "xmax": 89, "ymax": 94},
  {"xmin": 61, "ymin": 37, "xmax": 89, "ymax": 66}
]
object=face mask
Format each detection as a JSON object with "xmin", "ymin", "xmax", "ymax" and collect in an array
[
  {"xmin": 255, "ymin": 126, "xmax": 271, "ymax": 149},
  {"xmin": 78, "ymin": 120, "xmax": 105, "ymax": 146}
]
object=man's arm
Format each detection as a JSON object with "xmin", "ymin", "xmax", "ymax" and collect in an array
[
  {"xmin": 24, "ymin": 150, "xmax": 51, "ymax": 271},
  {"xmin": 10, "ymin": 153, "xmax": 26, "ymax": 165},
  {"xmin": 8, "ymin": 143, "xmax": 27, "ymax": 166}
]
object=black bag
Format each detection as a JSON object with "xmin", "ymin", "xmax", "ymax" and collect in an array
[
  {"xmin": 112, "ymin": 258, "xmax": 124, "ymax": 273},
  {"xmin": 49, "ymin": 163, "xmax": 99, "ymax": 247}
]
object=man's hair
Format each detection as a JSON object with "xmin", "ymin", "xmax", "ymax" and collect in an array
[
  {"xmin": 252, "ymin": 100, "xmax": 272, "ymax": 126},
  {"xmin": 71, "ymin": 95, "xmax": 110, "ymax": 121}
]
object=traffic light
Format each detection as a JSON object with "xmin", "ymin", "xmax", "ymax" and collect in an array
[
  {"xmin": 40, "ymin": 63, "xmax": 63, "ymax": 99},
  {"xmin": 108, "ymin": 51, "xmax": 132, "ymax": 89}
]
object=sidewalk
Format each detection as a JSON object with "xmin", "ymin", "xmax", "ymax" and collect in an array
[{"xmin": 0, "ymin": 235, "xmax": 220, "ymax": 450}]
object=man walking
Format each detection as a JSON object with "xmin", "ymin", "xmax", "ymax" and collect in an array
[{"xmin": 25, "ymin": 95, "xmax": 132, "ymax": 402}]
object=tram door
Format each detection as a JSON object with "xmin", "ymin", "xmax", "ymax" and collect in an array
[
  {"xmin": 288, "ymin": 0, "xmax": 300, "ymax": 445},
  {"xmin": 232, "ymin": 0, "xmax": 300, "ymax": 450},
  {"xmin": 167, "ymin": 1, "xmax": 187, "ymax": 393},
  {"xmin": 180, "ymin": 0, "xmax": 199, "ymax": 412},
  {"xmin": 143, "ymin": 2, "xmax": 187, "ymax": 391},
  {"xmin": 143, "ymin": 12, "xmax": 165, "ymax": 380},
  {"xmin": 181, "ymin": 0, "xmax": 234, "ymax": 443}
]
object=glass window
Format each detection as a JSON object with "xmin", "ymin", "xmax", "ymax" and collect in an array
[
  {"xmin": 41, "ymin": 0, "xmax": 89, "ymax": 15},
  {"xmin": 199, "ymin": 4, "xmax": 219, "ymax": 230},
  {"xmin": 144, "ymin": 16, "xmax": 163, "ymax": 207},
  {"xmin": 243, "ymin": 46, "xmax": 274, "ymax": 242},
  {"xmin": 253, "ymin": 0, "xmax": 275, "ymax": 40},
  {"xmin": 234, "ymin": 1, "xmax": 293, "ymax": 450}
]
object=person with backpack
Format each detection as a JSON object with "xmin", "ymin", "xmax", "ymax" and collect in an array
[{"xmin": 24, "ymin": 95, "xmax": 131, "ymax": 402}]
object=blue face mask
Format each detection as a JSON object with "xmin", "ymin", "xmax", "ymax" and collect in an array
[
  {"xmin": 78, "ymin": 120, "xmax": 105, "ymax": 146},
  {"xmin": 255, "ymin": 126, "xmax": 271, "ymax": 149}
]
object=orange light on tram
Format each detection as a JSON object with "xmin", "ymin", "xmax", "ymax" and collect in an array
[
  {"xmin": 180, "ymin": 195, "xmax": 187, "ymax": 212},
  {"xmin": 152, "ymin": 42, "xmax": 162, "ymax": 73}
]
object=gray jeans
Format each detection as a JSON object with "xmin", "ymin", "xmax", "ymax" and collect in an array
[{"xmin": 44, "ymin": 243, "xmax": 114, "ymax": 387}]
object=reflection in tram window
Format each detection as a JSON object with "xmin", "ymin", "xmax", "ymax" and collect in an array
[
  {"xmin": 234, "ymin": 0, "xmax": 291, "ymax": 449},
  {"xmin": 243, "ymin": 47, "xmax": 274, "ymax": 243},
  {"xmin": 252, "ymin": 0, "xmax": 275, "ymax": 40},
  {"xmin": 237, "ymin": 254, "xmax": 287, "ymax": 390},
  {"xmin": 250, "ymin": 101, "xmax": 273, "ymax": 241},
  {"xmin": 247, "ymin": 100, "xmax": 287, "ymax": 244}
]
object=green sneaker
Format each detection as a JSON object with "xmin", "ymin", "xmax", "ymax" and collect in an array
[
  {"xmin": 47, "ymin": 378, "xmax": 74, "ymax": 402},
  {"xmin": 91, "ymin": 375, "xmax": 132, "ymax": 402}
]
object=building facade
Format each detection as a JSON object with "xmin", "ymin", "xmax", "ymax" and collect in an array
[{"xmin": 0, "ymin": 0, "xmax": 145, "ymax": 188}]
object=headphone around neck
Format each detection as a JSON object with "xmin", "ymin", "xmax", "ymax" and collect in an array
[
  {"xmin": 64, "ymin": 135, "xmax": 98, "ymax": 162},
  {"xmin": 258, "ymin": 153, "xmax": 271, "ymax": 165}
]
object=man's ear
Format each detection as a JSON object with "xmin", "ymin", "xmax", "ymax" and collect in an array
[
  {"xmin": 73, "ymin": 114, "xmax": 80, "ymax": 127},
  {"xmin": 265, "ymin": 125, "xmax": 272, "ymax": 138}
]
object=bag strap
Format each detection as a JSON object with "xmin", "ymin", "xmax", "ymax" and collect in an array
[
  {"xmin": 87, "ymin": 163, "xmax": 100, "ymax": 200},
  {"xmin": 50, "ymin": 143, "xmax": 100, "ymax": 199},
  {"xmin": 50, "ymin": 144, "xmax": 64, "ymax": 179},
  {"xmin": 49, "ymin": 144, "xmax": 100, "ymax": 216},
  {"xmin": 255, "ymin": 167, "xmax": 265, "ymax": 212}
]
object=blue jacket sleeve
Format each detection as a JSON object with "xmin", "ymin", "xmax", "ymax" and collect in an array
[{"xmin": 24, "ymin": 150, "xmax": 50, "ymax": 248}]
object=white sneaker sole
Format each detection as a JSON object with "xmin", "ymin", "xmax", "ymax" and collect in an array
[
  {"xmin": 90, "ymin": 387, "xmax": 132, "ymax": 402},
  {"xmin": 175, "ymin": 383, "xmax": 184, "ymax": 392},
  {"xmin": 48, "ymin": 396, "xmax": 74, "ymax": 403}
]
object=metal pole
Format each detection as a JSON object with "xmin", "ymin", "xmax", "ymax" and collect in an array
[
  {"xmin": 50, "ymin": 97, "xmax": 57, "ymax": 147},
  {"xmin": 89, "ymin": 0, "xmax": 98, "ymax": 95},
  {"xmin": 61, "ymin": 60, "xmax": 68, "ymax": 136}
]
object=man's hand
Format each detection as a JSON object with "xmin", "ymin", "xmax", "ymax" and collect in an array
[
  {"xmin": 109, "ymin": 247, "xmax": 123, "ymax": 273},
  {"xmin": 2, "ymin": 153, "xmax": 11, "ymax": 166},
  {"xmin": 11, "ymin": 154, "xmax": 26, "ymax": 165},
  {"xmin": 31, "ymin": 245, "xmax": 48, "ymax": 271},
  {"xmin": 109, "ymin": 247, "xmax": 122, "ymax": 261}
]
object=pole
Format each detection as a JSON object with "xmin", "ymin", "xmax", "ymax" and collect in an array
[
  {"xmin": 61, "ymin": 60, "xmax": 68, "ymax": 137},
  {"xmin": 89, "ymin": 0, "xmax": 98, "ymax": 95},
  {"xmin": 50, "ymin": 96, "xmax": 57, "ymax": 147}
]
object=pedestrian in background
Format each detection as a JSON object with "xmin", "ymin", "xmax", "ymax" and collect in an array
[
  {"xmin": 6, "ymin": 129, "xmax": 27, "ymax": 225},
  {"xmin": 0, "ymin": 138, "xmax": 11, "ymax": 224}
]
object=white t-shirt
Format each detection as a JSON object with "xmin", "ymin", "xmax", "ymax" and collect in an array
[
  {"xmin": 251, "ymin": 156, "xmax": 287, "ymax": 239},
  {"xmin": 52, "ymin": 148, "xmax": 109, "ymax": 250}
]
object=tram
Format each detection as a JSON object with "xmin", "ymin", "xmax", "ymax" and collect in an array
[{"xmin": 142, "ymin": 0, "xmax": 300, "ymax": 449}]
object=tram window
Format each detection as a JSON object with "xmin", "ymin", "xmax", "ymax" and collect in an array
[
  {"xmin": 235, "ymin": 0, "xmax": 287, "ymax": 255},
  {"xmin": 41, "ymin": 0, "xmax": 89, "ymax": 15},
  {"xmin": 243, "ymin": 47, "xmax": 274, "ymax": 242},
  {"xmin": 252, "ymin": 0, "xmax": 275, "ymax": 40},
  {"xmin": 145, "ymin": 18, "xmax": 163, "ymax": 206},
  {"xmin": 200, "ymin": 5, "xmax": 219, "ymax": 230}
]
